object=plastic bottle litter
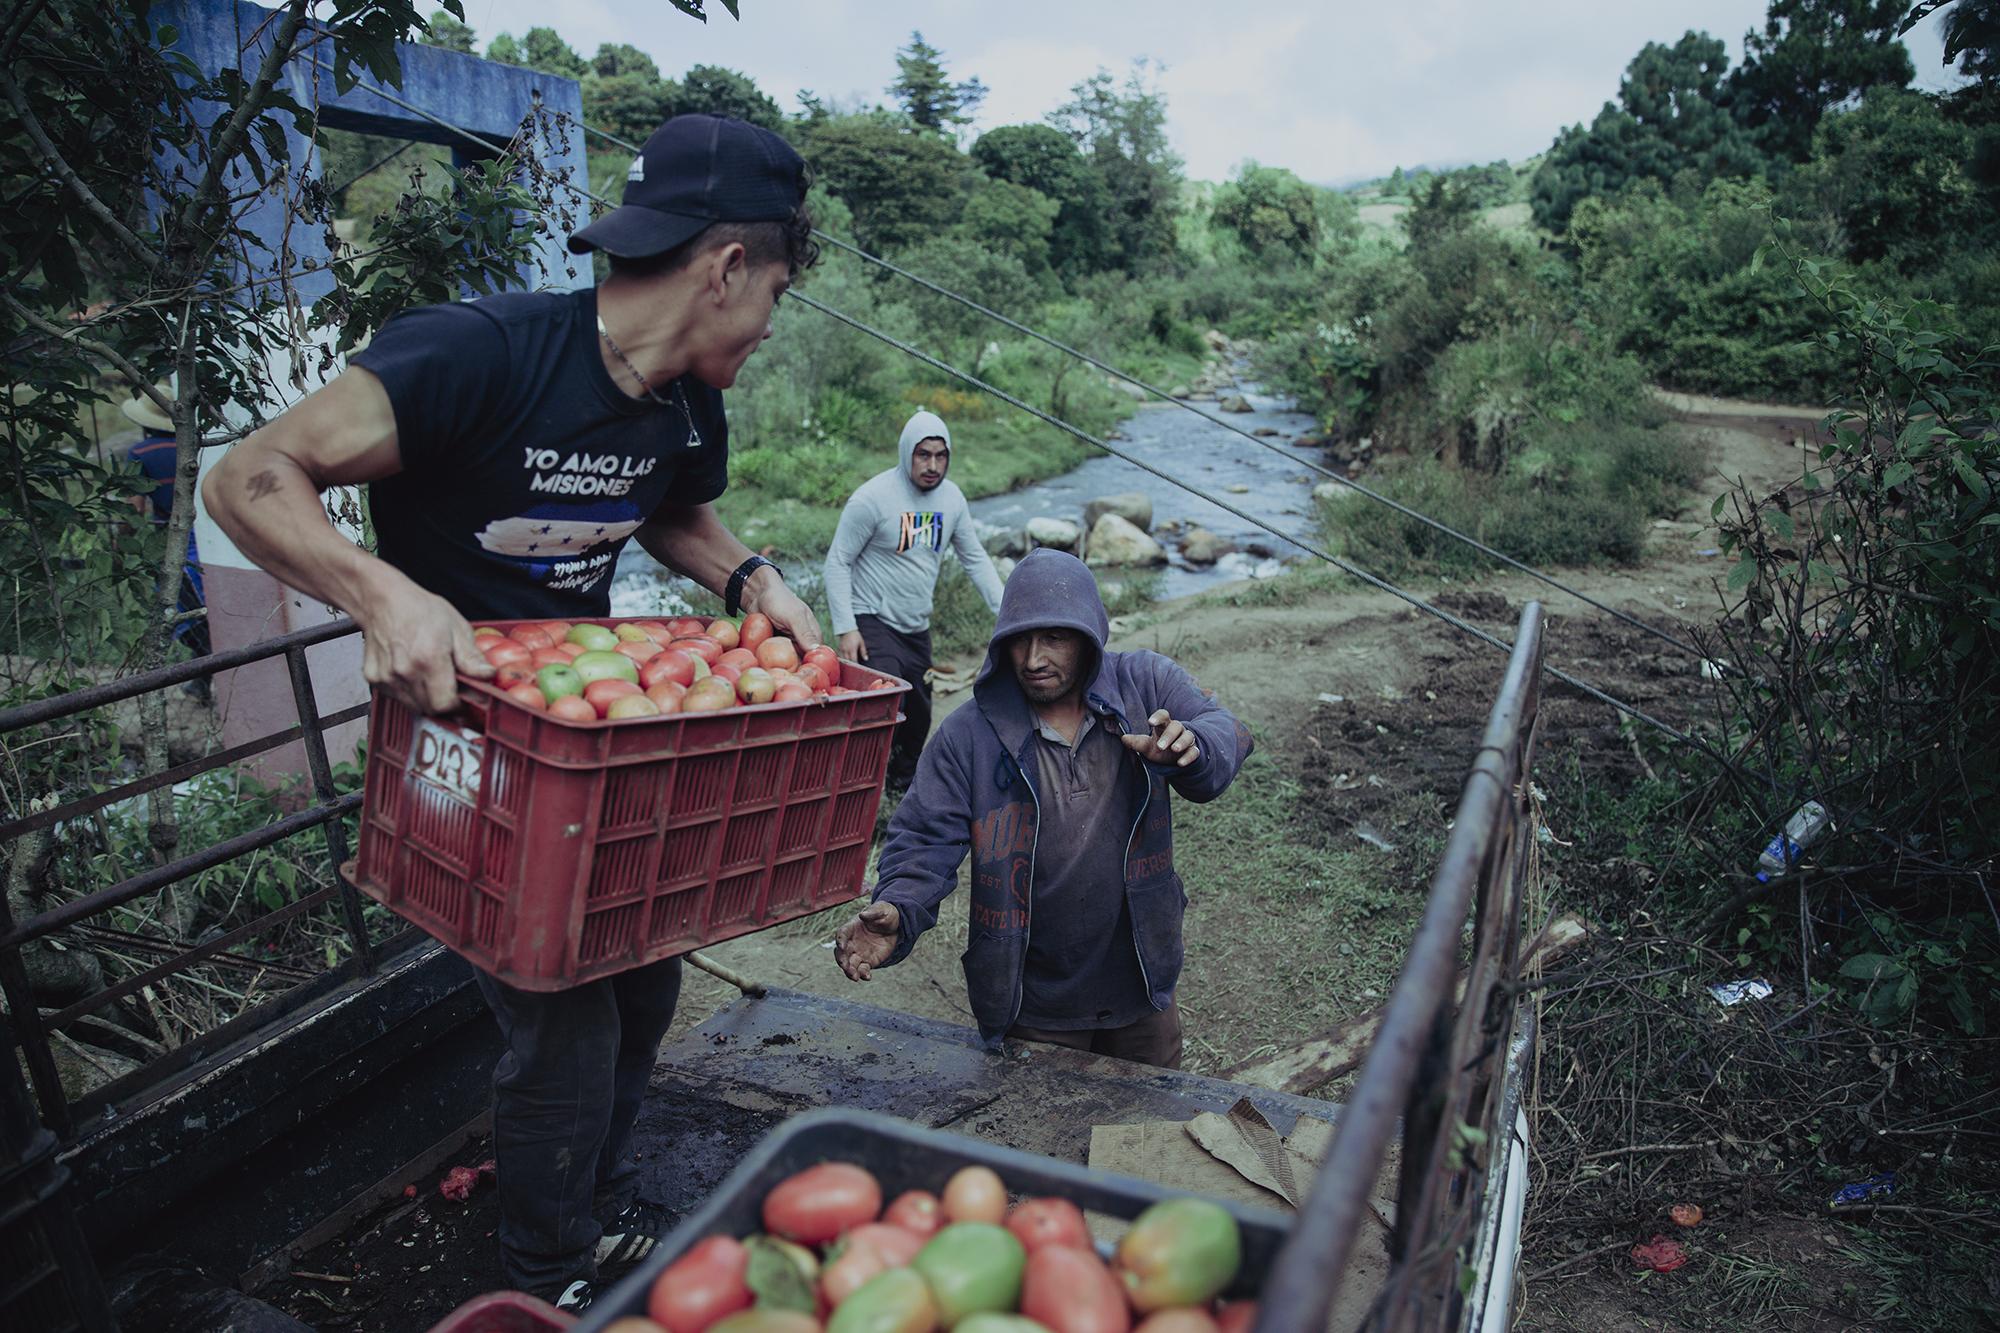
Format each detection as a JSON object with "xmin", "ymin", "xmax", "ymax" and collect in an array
[{"xmin": 1755, "ymin": 801, "xmax": 1831, "ymax": 883}]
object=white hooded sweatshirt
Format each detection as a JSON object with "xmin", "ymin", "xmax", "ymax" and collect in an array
[{"xmin": 822, "ymin": 410, "xmax": 1005, "ymax": 636}]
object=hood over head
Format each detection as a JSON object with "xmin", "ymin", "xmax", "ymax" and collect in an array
[
  {"xmin": 899, "ymin": 410, "xmax": 951, "ymax": 477},
  {"xmin": 977, "ymin": 548, "xmax": 1108, "ymax": 688}
]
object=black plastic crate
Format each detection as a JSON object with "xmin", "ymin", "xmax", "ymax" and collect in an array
[{"xmin": 573, "ymin": 1106, "xmax": 1294, "ymax": 1330}]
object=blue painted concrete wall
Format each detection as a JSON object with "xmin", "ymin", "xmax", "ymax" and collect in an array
[{"xmin": 151, "ymin": 0, "xmax": 591, "ymax": 302}]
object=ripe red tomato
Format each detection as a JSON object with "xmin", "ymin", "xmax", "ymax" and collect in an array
[
  {"xmin": 616, "ymin": 639, "xmax": 663, "ymax": 663},
  {"xmin": 642, "ymin": 649, "xmax": 699, "ymax": 689},
  {"xmin": 717, "ymin": 648, "xmax": 759, "ymax": 673},
  {"xmin": 705, "ymin": 618, "xmax": 741, "ymax": 650},
  {"xmin": 1008, "ymin": 1198, "xmax": 1092, "ymax": 1253},
  {"xmin": 773, "ymin": 681, "xmax": 812, "ymax": 704},
  {"xmin": 668, "ymin": 617, "xmax": 708, "ymax": 639},
  {"xmin": 882, "ymin": 1190, "xmax": 944, "ymax": 1239},
  {"xmin": 494, "ymin": 664, "xmax": 534, "ymax": 690},
  {"xmin": 1021, "ymin": 1245, "xmax": 1131, "ymax": 1333},
  {"xmin": 548, "ymin": 694, "xmax": 597, "ymax": 723},
  {"xmin": 648, "ymin": 1235, "xmax": 753, "ymax": 1333},
  {"xmin": 796, "ymin": 664, "xmax": 830, "ymax": 693},
  {"xmin": 754, "ymin": 637, "xmax": 800, "ymax": 672},
  {"xmin": 511, "ymin": 625, "xmax": 556, "ymax": 651},
  {"xmin": 941, "ymin": 1166, "xmax": 1007, "ymax": 1224},
  {"xmin": 483, "ymin": 640, "xmax": 532, "ymax": 669},
  {"xmin": 530, "ymin": 647, "xmax": 570, "ymax": 669},
  {"xmin": 762, "ymin": 1162, "xmax": 882, "ymax": 1246},
  {"xmin": 820, "ymin": 1222, "xmax": 924, "ymax": 1306},
  {"xmin": 866, "ymin": 678, "xmax": 897, "ymax": 691},
  {"xmin": 672, "ymin": 635, "xmax": 723, "ymax": 665},
  {"xmin": 709, "ymin": 661, "xmax": 743, "ymax": 686},
  {"xmin": 804, "ymin": 644, "xmax": 839, "ymax": 672},
  {"xmin": 583, "ymin": 679, "xmax": 642, "ymax": 714},
  {"xmin": 505, "ymin": 682, "xmax": 547, "ymax": 711},
  {"xmin": 645, "ymin": 681, "xmax": 687, "ymax": 713},
  {"xmin": 556, "ymin": 642, "xmax": 587, "ymax": 661},
  {"xmin": 536, "ymin": 620, "xmax": 573, "ymax": 643},
  {"xmin": 631, "ymin": 620, "xmax": 672, "ymax": 645},
  {"xmin": 739, "ymin": 613, "xmax": 774, "ymax": 653}
]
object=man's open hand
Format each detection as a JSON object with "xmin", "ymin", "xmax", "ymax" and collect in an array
[
  {"xmin": 361, "ymin": 581, "xmax": 492, "ymax": 714},
  {"xmin": 838, "ymin": 630, "xmax": 868, "ymax": 662},
  {"xmin": 1121, "ymin": 709, "xmax": 1201, "ymax": 768},
  {"xmin": 834, "ymin": 900, "xmax": 900, "ymax": 981}
]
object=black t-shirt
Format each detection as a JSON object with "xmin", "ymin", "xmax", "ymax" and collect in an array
[{"xmin": 351, "ymin": 287, "xmax": 729, "ymax": 621}]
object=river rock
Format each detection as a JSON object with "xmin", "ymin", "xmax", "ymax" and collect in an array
[
  {"xmin": 1085, "ymin": 513, "xmax": 1167, "ymax": 567},
  {"xmin": 1083, "ymin": 491, "xmax": 1153, "ymax": 533},
  {"xmin": 1107, "ymin": 377, "xmax": 1150, "ymax": 401},
  {"xmin": 1204, "ymin": 328, "xmax": 1229, "ymax": 353},
  {"xmin": 1168, "ymin": 384, "xmax": 1192, "ymax": 399},
  {"xmin": 1219, "ymin": 394, "xmax": 1252, "ymax": 413},
  {"xmin": 1025, "ymin": 516, "xmax": 1081, "ymax": 552},
  {"xmin": 986, "ymin": 527, "xmax": 1027, "ymax": 558},
  {"xmin": 1294, "ymin": 433, "xmax": 1332, "ymax": 448},
  {"xmin": 1180, "ymin": 527, "xmax": 1235, "ymax": 565},
  {"xmin": 1253, "ymin": 426, "xmax": 1281, "ymax": 437}
]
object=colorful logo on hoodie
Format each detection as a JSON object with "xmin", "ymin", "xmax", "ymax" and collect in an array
[{"xmin": 897, "ymin": 510, "xmax": 943, "ymax": 553}]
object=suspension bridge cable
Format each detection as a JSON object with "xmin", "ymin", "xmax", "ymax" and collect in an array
[
  {"xmin": 309, "ymin": 72, "xmax": 1714, "ymax": 756},
  {"xmin": 577, "ymin": 118, "xmax": 1709, "ymax": 663},
  {"xmin": 788, "ymin": 289, "xmax": 1714, "ymax": 757}
]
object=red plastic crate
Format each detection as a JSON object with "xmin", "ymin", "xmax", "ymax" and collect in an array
[{"xmin": 348, "ymin": 617, "xmax": 909, "ymax": 990}]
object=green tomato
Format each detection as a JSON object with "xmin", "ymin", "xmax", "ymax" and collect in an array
[
  {"xmin": 826, "ymin": 1267, "xmax": 938, "ymax": 1333},
  {"xmin": 1113, "ymin": 1197, "xmax": 1241, "ymax": 1312},
  {"xmin": 567, "ymin": 622, "xmax": 619, "ymax": 651},
  {"xmin": 912, "ymin": 1223, "xmax": 1025, "ymax": 1327},
  {"xmin": 571, "ymin": 650, "xmax": 639, "ymax": 685},
  {"xmin": 955, "ymin": 1317, "xmax": 1053, "ymax": 1333},
  {"xmin": 534, "ymin": 663, "xmax": 584, "ymax": 701}
]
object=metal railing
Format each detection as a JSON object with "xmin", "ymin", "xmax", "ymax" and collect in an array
[
  {"xmin": 1259, "ymin": 602, "xmax": 1545, "ymax": 1333},
  {"xmin": 0, "ymin": 619, "xmax": 373, "ymax": 1137}
]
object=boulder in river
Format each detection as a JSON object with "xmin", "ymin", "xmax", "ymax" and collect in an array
[
  {"xmin": 1083, "ymin": 491, "xmax": 1153, "ymax": 533},
  {"xmin": 1085, "ymin": 513, "xmax": 1167, "ymax": 567},
  {"xmin": 1203, "ymin": 328, "xmax": 1229, "ymax": 353},
  {"xmin": 1219, "ymin": 394, "xmax": 1252, "ymax": 413},
  {"xmin": 1107, "ymin": 377, "xmax": 1150, "ymax": 402},
  {"xmin": 1253, "ymin": 426, "xmax": 1281, "ymax": 437},
  {"xmin": 1180, "ymin": 527, "xmax": 1235, "ymax": 566},
  {"xmin": 1025, "ymin": 516, "xmax": 1082, "ymax": 552}
]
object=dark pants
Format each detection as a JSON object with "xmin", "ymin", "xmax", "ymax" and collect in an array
[
  {"xmin": 1008, "ymin": 996, "xmax": 1184, "ymax": 1069},
  {"xmin": 856, "ymin": 614, "xmax": 933, "ymax": 787},
  {"xmin": 471, "ymin": 955, "xmax": 683, "ymax": 1296}
]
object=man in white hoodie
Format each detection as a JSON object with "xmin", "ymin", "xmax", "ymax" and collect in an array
[{"xmin": 825, "ymin": 410, "xmax": 1005, "ymax": 787}]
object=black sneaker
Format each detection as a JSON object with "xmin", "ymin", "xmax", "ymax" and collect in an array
[
  {"xmin": 595, "ymin": 1198, "xmax": 669, "ymax": 1271},
  {"xmin": 554, "ymin": 1279, "xmax": 596, "ymax": 1313}
]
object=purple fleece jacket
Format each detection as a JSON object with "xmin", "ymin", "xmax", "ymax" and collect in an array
[{"xmin": 869, "ymin": 549, "xmax": 1254, "ymax": 1047}]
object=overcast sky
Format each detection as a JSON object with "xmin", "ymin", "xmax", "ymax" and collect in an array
[{"xmin": 459, "ymin": 1, "xmax": 1967, "ymax": 184}]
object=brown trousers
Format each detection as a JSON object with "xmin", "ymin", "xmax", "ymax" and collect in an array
[{"xmin": 1006, "ymin": 996, "xmax": 1184, "ymax": 1069}]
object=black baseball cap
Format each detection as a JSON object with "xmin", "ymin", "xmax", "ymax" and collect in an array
[{"xmin": 568, "ymin": 114, "xmax": 808, "ymax": 259}]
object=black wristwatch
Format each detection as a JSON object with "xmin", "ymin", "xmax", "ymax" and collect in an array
[{"xmin": 725, "ymin": 555, "xmax": 781, "ymax": 617}]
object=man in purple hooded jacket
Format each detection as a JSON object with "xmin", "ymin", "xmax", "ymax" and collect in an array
[{"xmin": 833, "ymin": 549, "xmax": 1253, "ymax": 1067}]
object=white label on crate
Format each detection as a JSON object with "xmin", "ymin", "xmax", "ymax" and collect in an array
[{"xmin": 410, "ymin": 718, "xmax": 483, "ymax": 806}]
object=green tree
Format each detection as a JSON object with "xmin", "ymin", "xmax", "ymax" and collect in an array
[
  {"xmin": 1532, "ymin": 31, "xmax": 1765, "ymax": 231},
  {"xmin": 957, "ymin": 178, "xmax": 1060, "ymax": 280},
  {"xmin": 971, "ymin": 123, "xmax": 1116, "ymax": 277},
  {"xmin": 1935, "ymin": 0, "xmax": 2000, "ymax": 82},
  {"xmin": 670, "ymin": 64, "xmax": 785, "ymax": 131},
  {"xmin": 889, "ymin": 31, "xmax": 987, "ymax": 136},
  {"xmin": 1728, "ymin": 0, "xmax": 1915, "ymax": 162},
  {"xmin": 421, "ymin": 8, "xmax": 477, "ymax": 53},
  {"xmin": 1211, "ymin": 162, "xmax": 1323, "ymax": 260},
  {"xmin": 1049, "ymin": 64, "xmax": 1185, "ymax": 274},
  {"xmin": 486, "ymin": 26, "xmax": 588, "ymax": 79},
  {"xmin": 587, "ymin": 73, "xmax": 673, "ymax": 144},
  {"xmin": 592, "ymin": 42, "xmax": 660, "ymax": 81},
  {"xmin": 801, "ymin": 112, "xmax": 970, "ymax": 253},
  {"xmin": 1785, "ymin": 85, "xmax": 1982, "ymax": 265}
]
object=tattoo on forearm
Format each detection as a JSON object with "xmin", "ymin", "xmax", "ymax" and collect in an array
[{"xmin": 246, "ymin": 470, "xmax": 280, "ymax": 501}]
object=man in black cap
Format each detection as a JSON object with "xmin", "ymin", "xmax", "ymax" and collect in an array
[{"xmin": 204, "ymin": 114, "xmax": 820, "ymax": 1310}]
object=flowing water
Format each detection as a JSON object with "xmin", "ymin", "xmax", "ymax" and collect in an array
[{"xmin": 611, "ymin": 371, "xmax": 1328, "ymax": 614}]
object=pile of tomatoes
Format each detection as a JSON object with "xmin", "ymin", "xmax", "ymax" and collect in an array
[
  {"xmin": 471, "ymin": 614, "xmax": 895, "ymax": 722},
  {"xmin": 607, "ymin": 1159, "xmax": 1254, "ymax": 1333}
]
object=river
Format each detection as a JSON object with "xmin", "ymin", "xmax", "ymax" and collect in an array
[{"xmin": 611, "ymin": 370, "xmax": 1327, "ymax": 614}]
